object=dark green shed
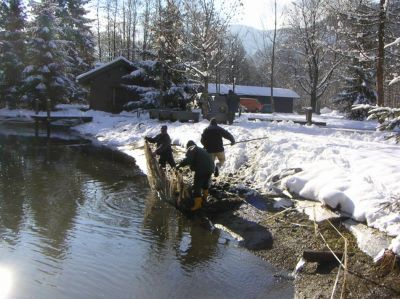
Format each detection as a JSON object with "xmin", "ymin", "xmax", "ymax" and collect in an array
[{"xmin": 77, "ymin": 57, "xmax": 136, "ymax": 113}]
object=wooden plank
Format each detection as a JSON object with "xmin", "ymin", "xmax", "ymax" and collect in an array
[
  {"xmin": 31, "ymin": 116, "xmax": 93, "ymax": 122},
  {"xmin": 248, "ymin": 117, "xmax": 326, "ymax": 126}
]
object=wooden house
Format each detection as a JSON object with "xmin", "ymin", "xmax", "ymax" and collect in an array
[
  {"xmin": 77, "ymin": 57, "xmax": 136, "ymax": 113},
  {"xmin": 208, "ymin": 84, "xmax": 300, "ymax": 113}
]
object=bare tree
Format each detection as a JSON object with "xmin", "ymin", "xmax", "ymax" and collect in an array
[
  {"xmin": 285, "ymin": 0, "xmax": 342, "ymax": 113},
  {"xmin": 141, "ymin": 0, "xmax": 153, "ymax": 60},
  {"xmin": 182, "ymin": 0, "xmax": 242, "ymax": 97},
  {"xmin": 126, "ymin": 0, "xmax": 139, "ymax": 60},
  {"xmin": 221, "ymin": 34, "xmax": 248, "ymax": 87}
]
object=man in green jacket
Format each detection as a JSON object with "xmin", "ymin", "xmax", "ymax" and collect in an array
[{"xmin": 176, "ymin": 140, "xmax": 214, "ymax": 211}]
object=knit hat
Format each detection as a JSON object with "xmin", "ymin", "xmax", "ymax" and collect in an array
[{"xmin": 186, "ymin": 140, "xmax": 196, "ymax": 148}]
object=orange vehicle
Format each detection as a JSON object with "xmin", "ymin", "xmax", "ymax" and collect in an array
[{"xmin": 239, "ymin": 98, "xmax": 263, "ymax": 112}]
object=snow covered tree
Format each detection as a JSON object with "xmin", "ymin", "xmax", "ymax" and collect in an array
[
  {"xmin": 22, "ymin": 0, "xmax": 72, "ymax": 110},
  {"xmin": 352, "ymin": 105, "xmax": 400, "ymax": 142},
  {"xmin": 182, "ymin": 0, "xmax": 242, "ymax": 98},
  {"xmin": 64, "ymin": 0, "xmax": 95, "ymax": 74},
  {"xmin": 0, "ymin": 0, "xmax": 26, "ymax": 108},
  {"xmin": 0, "ymin": 1, "xmax": 7, "ymax": 30},
  {"xmin": 284, "ymin": 0, "xmax": 342, "ymax": 113},
  {"xmin": 386, "ymin": 37, "xmax": 400, "ymax": 88},
  {"xmin": 152, "ymin": 0, "xmax": 185, "ymax": 98},
  {"xmin": 153, "ymin": 0, "xmax": 184, "ymax": 66},
  {"xmin": 334, "ymin": 62, "xmax": 376, "ymax": 119},
  {"xmin": 384, "ymin": 0, "xmax": 400, "ymax": 90},
  {"xmin": 219, "ymin": 33, "xmax": 247, "ymax": 87},
  {"xmin": 57, "ymin": 0, "xmax": 96, "ymax": 101},
  {"xmin": 331, "ymin": 0, "xmax": 400, "ymax": 109},
  {"xmin": 120, "ymin": 59, "xmax": 199, "ymax": 110},
  {"xmin": 331, "ymin": 0, "xmax": 377, "ymax": 117},
  {"xmin": 368, "ymin": 106, "xmax": 400, "ymax": 143}
]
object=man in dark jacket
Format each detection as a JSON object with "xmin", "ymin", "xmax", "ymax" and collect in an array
[
  {"xmin": 201, "ymin": 118, "xmax": 235, "ymax": 177},
  {"xmin": 227, "ymin": 90, "xmax": 240, "ymax": 124},
  {"xmin": 176, "ymin": 140, "xmax": 214, "ymax": 211},
  {"xmin": 145, "ymin": 125, "xmax": 176, "ymax": 168}
]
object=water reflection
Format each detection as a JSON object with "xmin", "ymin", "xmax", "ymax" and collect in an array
[
  {"xmin": 0, "ymin": 265, "xmax": 13, "ymax": 299},
  {"xmin": 142, "ymin": 194, "xmax": 220, "ymax": 269},
  {"xmin": 0, "ymin": 131, "xmax": 293, "ymax": 298}
]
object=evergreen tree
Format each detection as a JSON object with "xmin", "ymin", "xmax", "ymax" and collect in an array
[
  {"xmin": 0, "ymin": 1, "xmax": 7, "ymax": 30},
  {"xmin": 151, "ymin": 0, "xmax": 187, "ymax": 105},
  {"xmin": 368, "ymin": 106, "xmax": 400, "ymax": 142},
  {"xmin": 331, "ymin": 0, "xmax": 378, "ymax": 118},
  {"xmin": 332, "ymin": 0, "xmax": 400, "ymax": 109},
  {"xmin": 56, "ymin": 0, "xmax": 95, "ymax": 101},
  {"xmin": 153, "ymin": 0, "xmax": 184, "ymax": 67},
  {"xmin": 334, "ymin": 62, "xmax": 376, "ymax": 120},
  {"xmin": 121, "ymin": 59, "xmax": 199, "ymax": 110},
  {"xmin": 351, "ymin": 104, "xmax": 400, "ymax": 142},
  {"xmin": 0, "ymin": 0, "xmax": 26, "ymax": 108},
  {"xmin": 64, "ymin": 0, "xmax": 95, "ymax": 76},
  {"xmin": 22, "ymin": 0, "xmax": 72, "ymax": 110}
]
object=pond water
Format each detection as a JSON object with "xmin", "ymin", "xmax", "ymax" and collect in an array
[{"xmin": 0, "ymin": 129, "xmax": 293, "ymax": 299}]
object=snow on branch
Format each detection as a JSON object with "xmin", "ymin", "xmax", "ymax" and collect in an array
[{"xmin": 385, "ymin": 37, "xmax": 400, "ymax": 49}]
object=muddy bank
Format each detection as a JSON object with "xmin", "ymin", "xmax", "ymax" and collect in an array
[{"xmin": 205, "ymin": 174, "xmax": 400, "ymax": 299}]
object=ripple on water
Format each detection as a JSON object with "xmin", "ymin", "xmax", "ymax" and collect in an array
[{"xmin": 0, "ymin": 134, "xmax": 294, "ymax": 299}]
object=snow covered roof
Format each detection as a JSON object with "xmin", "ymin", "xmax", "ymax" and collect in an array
[
  {"xmin": 208, "ymin": 83, "xmax": 300, "ymax": 99},
  {"xmin": 76, "ymin": 56, "xmax": 135, "ymax": 84}
]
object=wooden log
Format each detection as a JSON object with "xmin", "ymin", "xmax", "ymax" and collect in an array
[{"xmin": 302, "ymin": 250, "xmax": 343, "ymax": 263}]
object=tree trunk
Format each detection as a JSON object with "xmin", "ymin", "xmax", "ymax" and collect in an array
[
  {"xmin": 142, "ymin": 0, "xmax": 150, "ymax": 60},
  {"xmin": 97, "ymin": 0, "xmax": 102, "ymax": 61},
  {"xmin": 310, "ymin": 91, "xmax": 317, "ymax": 113},
  {"xmin": 131, "ymin": 0, "xmax": 138, "ymax": 60},
  {"xmin": 270, "ymin": 0, "xmax": 277, "ymax": 113},
  {"xmin": 113, "ymin": 0, "xmax": 118, "ymax": 58},
  {"xmin": 376, "ymin": 0, "xmax": 386, "ymax": 107}
]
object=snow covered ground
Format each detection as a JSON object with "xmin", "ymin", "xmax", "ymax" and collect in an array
[{"xmin": 1, "ymin": 105, "xmax": 399, "ymax": 257}]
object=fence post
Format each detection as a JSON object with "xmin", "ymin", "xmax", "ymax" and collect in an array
[
  {"xmin": 46, "ymin": 99, "xmax": 51, "ymax": 138},
  {"xmin": 304, "ymin": 107, "xmax": 313, "ymax": 125}
]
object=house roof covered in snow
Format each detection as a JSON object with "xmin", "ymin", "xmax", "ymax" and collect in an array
[
  {"xmin": 76, "ymin": 56, "xmax": 135, "ymax": 84},
  {"xmin": 208, "ymin": 83, "xmax": 300, "ymax": 99}
]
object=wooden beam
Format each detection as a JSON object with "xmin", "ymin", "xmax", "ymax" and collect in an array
[{"xmin": 302, "ymin": 250, "xmax": 343, "ymax": 263}]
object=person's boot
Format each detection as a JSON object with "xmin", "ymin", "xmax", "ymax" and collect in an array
[
  {"xmin": 191, "ymin": 197, "xmax": 203, "ymax": 211},
  {"xmin": 202, "ymin": 189, "xmax": 209, "ymax": 201},
  {"xmin": 214, "ymin": 166, "xmax": 219, "ymax": 177}
]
